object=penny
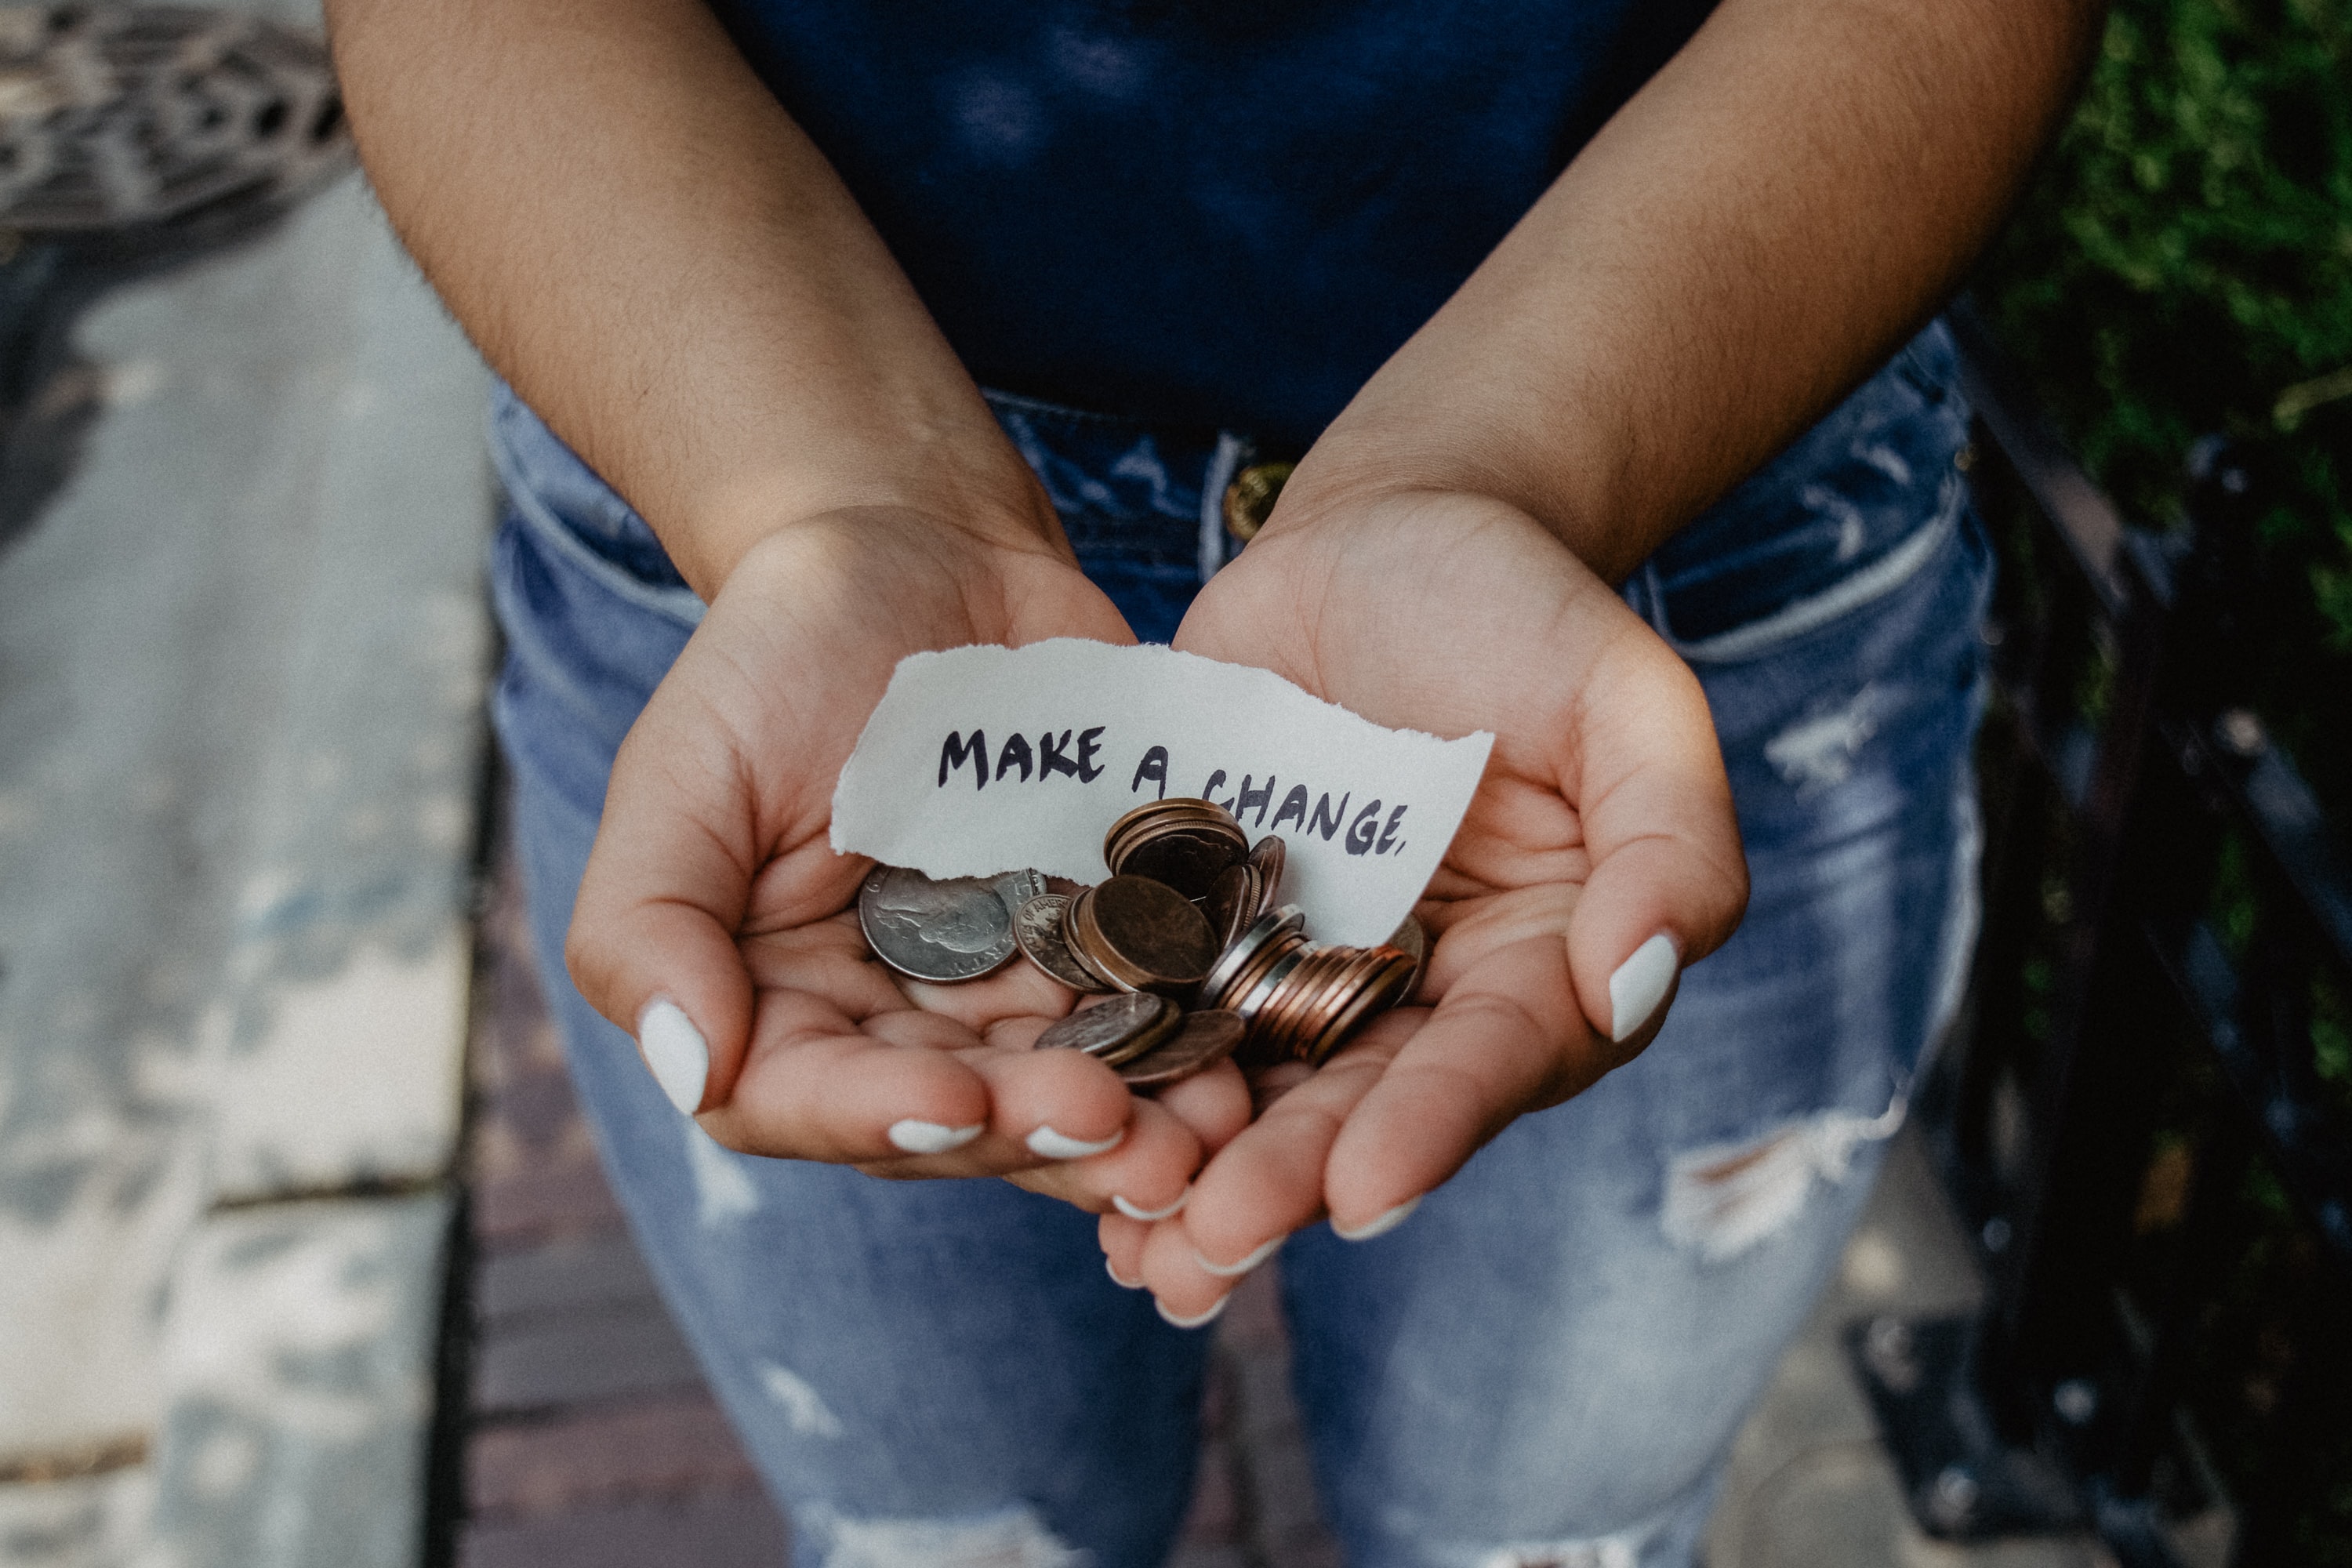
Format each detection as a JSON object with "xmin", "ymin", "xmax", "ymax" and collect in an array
[
  {"xmin": 1011, "ymin": 894, "xmax": 1114, "ymax": 994},
  {"xmin": 1119, "ymin": 1009, "xmax": 1246, "ymax": 1089},
  {"xmin": 1098, "ymin": 993, "xmax": 1185, "ymax": 1066},
  {"xmin": 1246, "ymin": 833, "xmax": 1286, "ymax": 917},
  {"xmin": 1205, "ymin": 862, "xmax": 1264, "ymax": 952},
  {"xmin": 1072, "ymin": 874, "xmax": 1217, "ymax": 995},
  {"xmin": 858, "ymin": 864, "xmax": 1016, "ymax": 982},
  {"xmin": 1388, "ymin": 913, "xmax": 1428, "ymax": 1001},
  {"xmin": 1034, "ymin": 991, "xmax": 1169, "ymax": 1059},
  {"xmin": 1105, "ymin": 798, "xmax": 1249, "ymax": 900},
  {"xmin": 1301, "ymin": 949, "xmax": 1418, "ymax": 1065}
]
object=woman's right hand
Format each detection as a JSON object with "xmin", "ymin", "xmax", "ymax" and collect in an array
[{"xmin": 564, "ymin": 507, "xmax": 1248, "ymax": 1216}]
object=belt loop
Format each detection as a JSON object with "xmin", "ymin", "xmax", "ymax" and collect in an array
[{"xmin": 1200, "ymin": 430, "xmax": 1249, "ymax": 584}]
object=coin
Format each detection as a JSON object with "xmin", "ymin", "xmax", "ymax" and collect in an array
[
  {"xmin": 1119, "ymin": 1009, "xmax": 1245, "ymax": 1088},
  {"xmin": 1069, "ymin": 875, "xmax": 1217, "ymax": 996},
  {"xmin": 1011, "ymin": 894, "xmax": 1114, "ymax": 994},
  {"xmin": 1104, "ymin": 799, "xmax": 1249, "ymax": 900},
  {"xmin": 1034, "ymin": 991, "xmax": 1170, "ymax": 1059},
  {"xmin": 858, "ymin": 865, "xmax": 1016, "ymax": 982},
  {"xmin": 1301, "ymin": 948, "xmax": 1418, "ymax": 1065},
  {"xmin": 994, "ymin": 869, "xmax": 1048, "ymax": 915},
  {"xmin": 1388, "ymin": 913, "xmax": 1428, "ymax": 1000},
  {"xmin": 1205, "ymin": 862, "xmax": 1264, "ymax": 952},
  {"xmin": 1203, "ymin": 904, "xmax": 1305, "ymax": 1008},
  {"xmin": 1246, "ymin": 833, "xmax": 1286, "ymax": 916}
]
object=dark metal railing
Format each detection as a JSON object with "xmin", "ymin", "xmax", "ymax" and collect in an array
[{"xmin": 1849, "ymin": 300, "xmax": 2352, "ymax": 1567}]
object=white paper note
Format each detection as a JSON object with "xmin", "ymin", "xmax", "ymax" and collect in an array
[{"xmin": 830, "ymin": 639, "xmax": 1494, "ymax": 946}]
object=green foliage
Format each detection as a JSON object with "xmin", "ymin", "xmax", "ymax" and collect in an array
[{"xmin": 1976, "ymin": 0, "xmax": 2352, "ymax": 808}]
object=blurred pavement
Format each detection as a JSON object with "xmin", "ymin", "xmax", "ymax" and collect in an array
[{"xmin": 0, "ymin": 1, "xmax": 493, "ymax": 1555}]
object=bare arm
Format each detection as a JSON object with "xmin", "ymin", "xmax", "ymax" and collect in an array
[
  {"xmin": 328, "ymin": 0, "xmax": 1050, "ymax": 594},
  {"xmin": 1279, "ymin": 0, "xmax": 2107, "ymax": 580}
]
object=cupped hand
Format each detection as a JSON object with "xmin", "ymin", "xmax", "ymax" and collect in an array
[
  {"xmin": 565, "ymin": 507, "xmax": 1246, "ymax": 1208},
  {"xmin": 1120, "ymin": 489, "xmax": 1749, "ymax": 1319}
]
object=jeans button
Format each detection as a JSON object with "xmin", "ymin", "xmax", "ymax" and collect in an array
[{"xmin": 1222, "ymin": 462, "xmax": 1293, "ymax": 542}]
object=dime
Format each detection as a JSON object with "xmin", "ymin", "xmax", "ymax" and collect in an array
[
  {"xmin": 1011, "ymin": 894, "xmax": 1114, "ymax": 994},
  {"xmin": 1098, "ymin": 993, "xmax": 1185, "ymax": 1066},
  {"xmin": 1034, "ymin": 991, "xmax": 1170, "ymax": 1060},
  {"xmin": 1069, "ymin": 875, "xmax": 1217, "ymax": 996},
  {"xmin": 858, "ymin": 864, "xmax": 1016, "ymax": 982},
  {"xmin": 1205, "ymin": 862, "xmax": 1264, "ymax": 952},
  {"xmin": 1119, "ymin": 1009, "xmax": 1246, "ymax": 1089},
  {"xmin": 1246, "ymin": 833, "xmax": 1286, "ymax": 918}
]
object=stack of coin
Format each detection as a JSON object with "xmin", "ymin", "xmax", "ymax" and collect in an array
[
  {"xmin": 1104, "ymin": 798, "xmax": 1250, "ymax": 899},
  {"xmin": 1204, "ymin": 905, "xmax": 1421, "ymax": 1067},
  {"xmin": 1032, "ymin": 993, "xmax": 1248, "ymax": 1090},
  {"xmin": 855, "ymin": 797, "xmax": 1425, "ymax": 1090}
]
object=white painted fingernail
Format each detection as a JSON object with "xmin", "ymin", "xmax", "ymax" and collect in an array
[
  {"xmin": 1333, "ymin": 1196, "xmax": 1421, "ymax": 1241},
  {"xmin": 1026, "ymin": 1124, "xmax": 1125, "ymax": 1160},
  {"xmin": 887, "ymin": 1120, "xmax": 984, "ymax": 1155},
  {"xmin": 637, "ymin": 999, "xmax": 708, "ymax": 1116},
  {"xmin": 1156, "ymin": 1294, "xmax": 1230, "ymax": 1329},
  {"xmin": 1106, "ymin": 1257, "xmax": 1144, "ymax": 1290},
  {"xmin": 1112, "ymin": 1188, "xmax": 1191, "ymax": 1222},
  {"xmin": 1195, "ymin": 1235, "xmax": 1282, "ymax": 1278},
  {"xmin": 1608, "ymin": 932, "xmax": 1681, "ymax": 1042}
]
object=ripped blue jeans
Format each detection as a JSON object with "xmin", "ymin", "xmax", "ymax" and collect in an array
[{"xmin": 487, "ymin": 321, "xmax": 1990, "ymax": 1568}]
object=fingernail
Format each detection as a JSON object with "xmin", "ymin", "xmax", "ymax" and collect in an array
[
  {"xmin": 1333, "ymin": 1196, "xmax": 1421, "ymax": 1241},
  {"xmin": 1106, "ymin": 1257, "xmax": 1144, "ymax": 1290},
  {"xmin": 1112, "ymin": 1188, "xmax": 1191, "ymax": 1222},
  {"xmin": 1608, "ymin": 932, "xmax": 1681, "ymax": 1042},
  {"xmin": 637, "ymin": 999, "xmax": 708, "ymax": 1116},
  {"xmin": 887, "ymin": 1119, "xmax": 984, "ymax": 1155},
  {"xmin": 1026, "ymin": 1124, "xmax": 1125, "ymax": 1160},
  {"xmin": 1156, "ymin": 1294, "xmax": 1230, "ymax": 1329},
  {"xmin": 1195, "ymin": 1235, "xmax": 1282, "ymax": 1278}
]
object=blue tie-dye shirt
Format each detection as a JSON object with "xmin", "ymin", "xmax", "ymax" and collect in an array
[{"xmin": 710, "ymin": 0, "xmax": 1720, "ymax": 447}]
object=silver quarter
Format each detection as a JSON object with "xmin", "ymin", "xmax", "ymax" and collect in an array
[{"xmin": 858, "ymin": 864, "xmax": 1017, "ymax": 982}]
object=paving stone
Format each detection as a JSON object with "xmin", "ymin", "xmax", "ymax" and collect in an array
[
  {"xmin": 0, "ymin": 0, "xmax": 489, "ymax": 1463},
  {"xmin": 471, "ymin": 1163, "xmax": 626, "ymax": 1250},
  {"xmin": 457, "ymin": 1490, "xmax": 787, "ymax": 1568},
  {"xmin": 0, "ymin": 1470, "xmax": 152, "ymax": 1568},
  {"xmin": 467, "ymin": 1396, "xmax": 757, "ymax": 1520},
  {"xmin": 474, "ymin": 1307, "xmax": 706, "ymax": 1417},
  {"xmin": 143, "ymin": 1191, "xmax": 452, "ymax": 1568},
  {"xmin": 475, "ymin": 1232, "xmax": 661, "ymax": 1329}
]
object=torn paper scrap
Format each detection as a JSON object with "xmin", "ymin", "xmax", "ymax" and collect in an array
[{"xmin": 830, "ymin": 639, "xmax": 1494, "ymax": 947}]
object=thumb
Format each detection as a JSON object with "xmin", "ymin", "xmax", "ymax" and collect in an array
[
  {"xmin": 1561, "ymin": 636, "xmax": 1748, "ymax": 1051},
  {"xmin": 564, "ymin": 693, "xmax": 787, "ymax": 1118}
]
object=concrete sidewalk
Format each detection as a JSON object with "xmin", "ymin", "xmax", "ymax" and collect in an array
[{"xmin": 0, "ymin": 2, "xmax": 494, "ymax": 1554}]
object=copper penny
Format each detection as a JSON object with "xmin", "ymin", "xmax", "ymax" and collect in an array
[
  {"xmin": 1205, "ymin": 862, "xmax": 1264, "ymax": 952},
  {"xmin": 1119, "ymin": 1009, "xmax": 1246, "ymax": 1089},
  {"xmin": 1246, "ymin": 833, "xmax": 1287, "ymax": 916},
  {"xmin": 1076, "ymin": 874, "xmax": 1216, "ymax": 994}
]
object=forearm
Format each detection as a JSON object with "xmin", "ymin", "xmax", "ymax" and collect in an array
[
  {"xmin": 1281, "ymin": 0, "xmax": 2104, "ymax": 582},
  {"xmin": 328, "ymin": 0, "xmax": 1050, "ymax": 596}
]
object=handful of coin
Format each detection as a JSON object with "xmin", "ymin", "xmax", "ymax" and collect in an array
[{"xmin": 856, "ymin": 797, "xmax": 1425, "ymax": 1091}]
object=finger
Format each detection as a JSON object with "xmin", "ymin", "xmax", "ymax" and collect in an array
[
  {"xmin": 1174, "ymin": 1013, "xmax": 1414, "ymax": 1265},
  {"xmin": 1138, "ymin": 1216, "xmax": 1243, "ymax": 1328},
  {"xmin": 1560, "ymin": 628, "xmax": 1748, "ymax": 1046},
  {"xmin": 702, "ymin": 993, "xmax": 1000, "ymax": 1162},
  {"xmin": 1322, "ymin": 938, "xmax": 1596, "ymax": 1225},
  {"xmin": 1005, "ymin": 1096, "xmax": 1201, "ymax": 1216},
  {"xmin": 1145, "ymin": 1059, "xmax": 1254, "ymax": 1156},
  {"xmin": 1098, "ymin": 1210, "xmax": 1149, "ymax": 1289}
]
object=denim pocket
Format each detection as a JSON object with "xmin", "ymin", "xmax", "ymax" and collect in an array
[{"xmin": 1640, "ymin": 320, "xmax": 1973, "ymax": 662}]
